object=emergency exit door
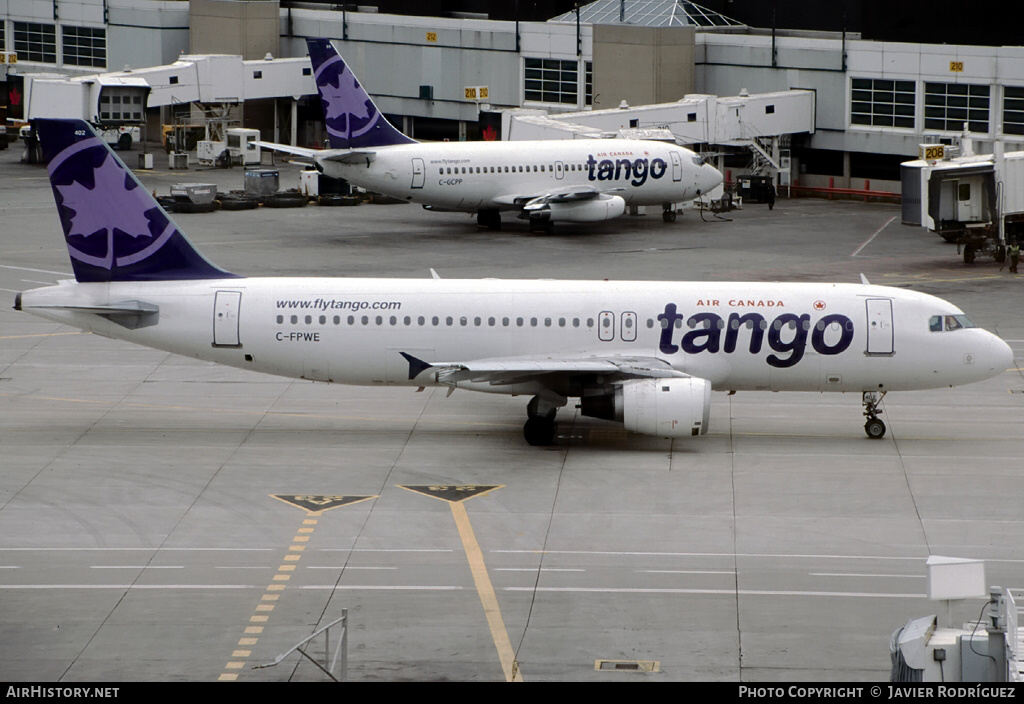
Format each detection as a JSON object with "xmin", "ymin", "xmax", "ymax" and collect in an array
[
  {"xmin": 865, "ymin": 298, "xmax": 894, "ymax": 355},
  {"xmin": 213, "ymin": 291, "xmax": 242, "ymax": 347}
]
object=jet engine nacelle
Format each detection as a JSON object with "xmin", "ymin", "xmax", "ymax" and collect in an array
[
  {"xmin": 580, "ymin": 377, "xmax": 711, "ymax": 438},
  {"xmin": 520, "ymin": 194, "xmax": 626, "ymax": 223}
]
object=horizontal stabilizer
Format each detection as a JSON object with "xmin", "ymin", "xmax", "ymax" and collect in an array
[
  {"xmin": 21, "ymin": 299, "xmax": 159, "ymax": 329},
  {"xmin": 323, "ymin": 150, "xmax": 377, "ymax": 165}
]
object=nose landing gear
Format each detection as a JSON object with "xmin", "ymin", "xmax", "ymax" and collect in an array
[{"xmin": 863, "ymin": 391, "xmax": 887, "ymax": 439}]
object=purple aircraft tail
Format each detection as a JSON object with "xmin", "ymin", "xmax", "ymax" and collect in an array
[
  {"xmin": 307, "ymin": 38, "xmax": 416, "ymax": 150},
  {"xmin": 35, "ymin": 119, "xmax": 237, "ymax": 283}
]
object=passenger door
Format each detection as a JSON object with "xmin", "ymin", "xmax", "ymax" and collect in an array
[
  {"xmin": 213, "ymin": 291, "xmax": 242, "ymax": 347},
  {"xmin": 670, "ymin": 151, "xmax": 682, "ymax": 182},
  {"xmin": 865, "ymin": 299, "xmax": 894, "ymax": 355},
  {"xmin": 411, "ymin": 158, "xmax": 425, "ymax": 189}
]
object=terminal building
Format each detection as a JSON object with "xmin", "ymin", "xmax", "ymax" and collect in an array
[{"xmin": 2, "ymin": 0, "xmax": 1023, "ymax": 194}]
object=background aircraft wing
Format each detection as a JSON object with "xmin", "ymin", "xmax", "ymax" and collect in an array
[{"xmin": 400, "ymin": 352, "xmax": 687, "ymax": 386}]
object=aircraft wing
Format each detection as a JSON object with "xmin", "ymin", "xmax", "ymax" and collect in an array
[
  {"xmin": 400, "ymin": 352, "xmax": 686, "ymax": 386},
  {"xmin": 491, "ymin": 185, "xmax": 625, "ymax": 208},
  {"xmin": 257, "ymin": 142, "xmax": 377, "ymax": 165}
]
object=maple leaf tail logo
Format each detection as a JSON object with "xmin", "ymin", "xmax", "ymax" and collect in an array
[
  {"xmin": 307, "ymin": 38, "xmax": 416, "ymax": 150},
  {"xmin": 36, "ymin": 118, "xmax": 237, "ymax": 283}
]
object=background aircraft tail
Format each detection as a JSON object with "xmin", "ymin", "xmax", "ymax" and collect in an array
[
  {"xmin": 307, "ymin": 38, "xmax": 417, "ymax": 150},
  {"xmin": 36, "ymin": 119, "xmax": 237, "ymax": 283}
]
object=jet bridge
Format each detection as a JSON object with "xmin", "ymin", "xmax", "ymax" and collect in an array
[
  {"xmin": 903, "ymin": 132, "xmax": 1024, "ymax": 263},
  {"xmin": 498, "ymin": 89, "xmax": 814, "ymax": 197}
]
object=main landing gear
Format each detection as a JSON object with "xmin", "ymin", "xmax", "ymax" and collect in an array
[
  {"xmin": 477, "ymin": 209, "xmax": 502, "ymax": 231},
  {"xmin": 863, "ymin": 391, "xmax": 887, "ymax": 439},
  {"xmin": 523, "ymin": 394, "xmax": 564, "ymax": 446}
]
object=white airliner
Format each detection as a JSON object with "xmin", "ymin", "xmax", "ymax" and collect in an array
[
  {"xmin": 17, "ymin": 120, "xmax": 1013, "ymax": 445},
  {"xmin": 260, "ymin": 38, "xmax": 723, "ymax": 231}
]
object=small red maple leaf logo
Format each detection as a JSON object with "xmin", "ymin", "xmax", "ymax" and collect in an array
[
  {"xmin": 482, "ymin": 124, "xmax": 498, "ymax": 141},
  {"xmin": 9, "ymin": 86, "xmax": 21, "ymax": 106}
]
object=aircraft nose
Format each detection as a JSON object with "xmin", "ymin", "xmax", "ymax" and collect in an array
[
  {"xmin": 700, "ymin": 163, "xmax": 723, "ymax": 194},
  {"xmin": 989, "ymin": 334, "xmax": 1015, "ymax": 374}
]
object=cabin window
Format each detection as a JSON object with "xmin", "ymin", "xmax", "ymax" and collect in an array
[
  {"xmin": 348, "ymin": 315, "xmax": 355, "ymax": 325},
  {"xmin": 319, "ymin": 315, "xmax": 326, "ymax": 325},
  {"xmin": 488, "ymin": 317, "xmax": 495, "ymax": 326},
  {"xmin": 530, "ymin": 317, "xmax": 538, "ymax": 327},
  {"xmin": 541, "ymin": 165, "xmax": 545, "ymax": 172},
  {"xmin": 361, "ymin": 316, "xmax": 369, "ymax": 325},
  {"xmin": 418, "ymin": 316, "xmax": 425, "ymax": 326},
  {"xmin": 586, "ymin": 318, "xmax": 594, "ymax": 327},
  {"xmin": 276, "ymin": 315, "xmax": 284, "ymax": 324},
  {"xmin": 403, "ymin": 316, "xmax": 411, "ymax": 326},
  {"xmin": 432, "ymin": 316, "xmax": 439, "ymax": 326},
  {"xmin": 544, "ymin": 318, "xmax": 551, "ymax": 327},
  {"xmin": 446, "ymin": 316, "xmax": 454, "ymax": 326},
  {"xmin": 573, "ymin": 318, "xmax": 580, "ymax": 327},
  {"xmin": 558, "ymin": 318, "xmax": 566, "ymax": 327},
  {"xmin": 502, "ymin": 317, "xmax": 510, "ymax": 326},
  {"xmin": 517, "ymin": 317, "xmax": 524, "ymax": 326},
  {"xmin": 389, "ymin": 316, "xmax": 397, "ymax": 325}
]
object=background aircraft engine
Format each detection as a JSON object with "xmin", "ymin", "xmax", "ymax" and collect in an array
[
  {"xmin": 522, "ymin": 194, "xmax": 626, "ymax": 223},
  {"xmin": 580, "ymin": 378, "xmax": 711, "ymax": 438}
]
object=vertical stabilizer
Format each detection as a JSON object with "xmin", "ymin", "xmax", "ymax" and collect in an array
[
  {"xmin": 307, "ymin": 38, "xmax": 417, "ymax": 149},
  {"xmin": 36, "ymin": 119, "xmax": 237, "ymax": 283}
]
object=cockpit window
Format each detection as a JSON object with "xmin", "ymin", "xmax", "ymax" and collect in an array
[
  {"xmin": 692, "ymin": 156, "xmax": 705, "ymax": 167},
  {"xmin": 929, "ymin": 314, "xmax": 976, "ymax": 332}
]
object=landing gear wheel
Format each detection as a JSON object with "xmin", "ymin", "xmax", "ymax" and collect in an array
[
  {"xmin": 862, "ymin": 390, "xmax": 887, "ymax": 439},
  {"xmin": 964, "ymin": 244, "xmax": 976, "ymax": 264},
  {"xmin": 864, "ymin": 418, "xmax": 886, "ymax": 439},
  {"xmin": 662, "ymin": 209, "xmax": 677, "ymax": 223},
  {"xmin": 477, "ymin": 209, "xmax": 502, "ymax": 231},
  {"xmin": 523, "ymin": 417, "xmax": 556, "ymax": 446}
]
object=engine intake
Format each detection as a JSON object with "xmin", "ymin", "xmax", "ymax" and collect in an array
[{"xmin": 580, "ymin": 378, "xmax": 711, "ymax": 438}]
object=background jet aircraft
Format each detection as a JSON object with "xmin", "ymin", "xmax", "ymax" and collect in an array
[
  {"xmin": 260, "ymin": 38, "xmax": 723, "ymax": 232},
  {"xmin": 17, "ymin": 120, "xmax": 1013, "ymax": 445}
]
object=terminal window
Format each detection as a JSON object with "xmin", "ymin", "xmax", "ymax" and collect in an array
[
  {"xmin": 62, "ymin": 26, "xmax": 106, "ymax": 68},
  {"xmin": 850, "ymin": 78, "xmax": 915, "ymax": 128},
  {"xmin": 924, "ymin": 82, "xmax": 989, "ymax": 133},
  {"xmin": 1003, "ymin": 86, "xmax": 1024, "ymax": 135},
  {"xmin": 13, "ymin": 22, "xmax": 56, "ymax": 64},
  {"xmin": 525, "ymin": 58, "xmax": 579, "ymax": 105}
]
